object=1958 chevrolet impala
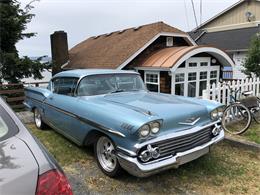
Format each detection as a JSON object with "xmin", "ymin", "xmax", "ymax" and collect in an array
[{"xmin": 24, "ymin": 69, "xmax": 225, "ymax": 177}]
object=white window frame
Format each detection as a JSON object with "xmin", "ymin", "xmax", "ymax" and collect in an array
[
  {"xmin": 172, "ymin": 57, "xmax": 220, "ymax": 97},
  {"xmin": 175, "ymin": 73, "xmax": 185, "ymax": 96},
  {"xmin": 144, "ymin": 71, "xmax": 160, "ymax": 93}
]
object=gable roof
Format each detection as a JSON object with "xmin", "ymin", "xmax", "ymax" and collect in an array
[
  {"xmin": 194, "ymin": 0, "xmax": 260, "ymax": 31},
  {"xmin": 64, "ymin": 22, "xmax": 189, "ymax": 69},
  {"xmin": 190, "ymin": 25, "xmax": 260, "ymax": 51}
]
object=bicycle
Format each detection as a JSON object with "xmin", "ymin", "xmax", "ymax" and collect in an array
[{"xmin": 221, "ymin": 84, "xmax": 260, "ymax": 135}]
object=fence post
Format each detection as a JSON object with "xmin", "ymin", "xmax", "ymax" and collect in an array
[
  {"xmin": 212, "ymin": 83, "xmax": 216, "ymax": 101},
  {"xmin": 256, "ymin": 77, "xmax": 259, "ymax": 97},
  {"xmin": 202, "ymin": 83, "xmax": 211, "ymax": 100},
  {"xmin": 223, "ymin": 82, "xmax": 227, "ymax": 105},
  {"xmin": 217, "ymin": 82, "xmax": 221, "ymax": 102}
]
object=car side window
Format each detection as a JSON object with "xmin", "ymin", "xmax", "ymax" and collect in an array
[
  {"xmin": 52, "ymin": 77, "xmax": 78, "ymax": 96},
  {"xmin": 0, "ymin": 105, "xmax": 19, "ymax": 141}
]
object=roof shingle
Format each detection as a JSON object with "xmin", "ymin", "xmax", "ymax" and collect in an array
[{"xmin": 65, "ymin": 22, "xmax": 187, "ymax": 69}]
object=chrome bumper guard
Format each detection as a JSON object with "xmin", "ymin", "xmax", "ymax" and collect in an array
[{"xmin": 117, "ymin": 129, "xmax": 224, "ymax": 177}]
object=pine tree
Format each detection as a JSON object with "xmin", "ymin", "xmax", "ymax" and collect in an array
[
  {"xmin": 0, "ymin": 0, "xmax": 48, "ymax": 83},
  {"xmin": 243, "ymin": 33, "xmax": 260, "ymax": 77}
]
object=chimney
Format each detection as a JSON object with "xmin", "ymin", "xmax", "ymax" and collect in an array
[{"xmin": 50, "ymin": 31, "xmax": 69, "ymax": 75}]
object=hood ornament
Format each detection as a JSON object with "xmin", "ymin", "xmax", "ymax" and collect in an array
[{"xmin": 178, "ymin": 117, "xmax": 200, "ymax": 126}]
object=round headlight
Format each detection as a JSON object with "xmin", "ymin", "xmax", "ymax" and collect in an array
[
  {"xmin": 139, "ymin": 124, "xmax": 150, "ymax": 137},
  {"xmin": 211, "ymin": 109, "xmax": 218, "ymax": 119},
  {"xmin": 150, "ymin": 122, "xmax": 160, "ymax": 134}
]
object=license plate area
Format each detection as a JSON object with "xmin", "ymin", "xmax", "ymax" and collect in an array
[{"xmin": 177, "ymin": 147, "xmax": 209, "ymax": 165}]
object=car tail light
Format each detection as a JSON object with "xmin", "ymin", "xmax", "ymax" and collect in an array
[{"xmin": 36, "ymin": 170, "xmax": 73, "ymax": 195}]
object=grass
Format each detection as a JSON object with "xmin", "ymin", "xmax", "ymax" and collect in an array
[
  {"xmin": 242, "ymin": 122, "xmax": 260, "ymax": 144},
  {"xmin": 27, "ymin": 124, "xmax": 260, "ymax": 195},
  {"xmin": 227, "ymin": 122, "xmax": 260, "ymax": 144}
]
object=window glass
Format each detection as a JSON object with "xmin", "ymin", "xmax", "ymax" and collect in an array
[
  {"xmin": 78, "ymin": 74, "xmax": 145, "ymax": 96},
  {"xmin": 175, "ymin": 73, "xmax": 185, "ymax": 82},
  {"xmin": 188, "ymin": 72, "xmax": 197, "ymax": 81},
  {"xmin": 200, "ymin": 62, "xmax": 208, "ymax": 66},
  {"xmin": 200, "ymin": 71, "xmax": 207, "ymax": 79},
  {"xmin": 145, "ymin": 73, "xmax": 159, "ymax": 84},
  {"xmin": 175, "ymin": 83, "xmax": 184, "ymax": 96},
  {"xmin": 145, "ymin": 73, "xmax": 159, "ymax": 92},
  {"xmin": 146, "ymin": 84, "xmax": 159, "ymax": 92},
  {"xmin": 53, "ymin": 77, "xmax": 78, "ymax": 96},
  {"xmin": 210, "ymin": 71, "xmax": 217, "ymax": 78},
  {"xmin": 199, "ymin": 81, "xmax": 207, "ymax": 96},
  {"xmin": 210, "ymin": 79, "xmax": 217, "ymax": 85},
  {"xmin": 188, "ymin": 62, "xmax": 197, "ymax": 67},
  {"xmin": 53, "ymin": 78, "xmax": 62, "ymax": 93},
  {"xmin": 0, "ymin": 105, "xmax": 19, "ymax": 141},
  {"xmin": 188, "ymin": 82, "xmax": 196, "ymax": 97}
]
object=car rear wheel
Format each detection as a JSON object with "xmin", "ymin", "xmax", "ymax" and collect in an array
[
  {"xmin": 95, "ymin": 136, "xmax": 122, "ymax": 177},
  {"xmin": 34, "ymin": 108, "xmax": 47, "ymax": 130}
]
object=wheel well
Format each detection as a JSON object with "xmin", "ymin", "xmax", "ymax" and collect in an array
[{"xmin": 83, "ymin": 130, "xmax": 106, "ymax": 146}]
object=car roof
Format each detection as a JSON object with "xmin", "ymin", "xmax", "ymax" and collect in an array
[{"xmin": 52, "ymin": 69, "xmax": 138, "ymax": 79}]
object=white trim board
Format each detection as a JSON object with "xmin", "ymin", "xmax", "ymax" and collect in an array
[
  {"xmin": 117, "ymin": 32, "xmax": 197, "ymax": 70},
  {"xmin": 170, "ymin": 47, "xmax": 235, "ymax": 73}
]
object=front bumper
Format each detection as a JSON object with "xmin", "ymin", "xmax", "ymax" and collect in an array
[{"xmin": 117, "ymin": 129, "xmax": 224, "ymax": 177}]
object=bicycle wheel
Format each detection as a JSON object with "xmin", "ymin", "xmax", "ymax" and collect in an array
[
  {"xmin": 251, "ymin": 98, "xmax": 260, "ymax": 123},
  {"xmin": 222, "ymin": 103, "xmax": 251, "ymax": 135}
]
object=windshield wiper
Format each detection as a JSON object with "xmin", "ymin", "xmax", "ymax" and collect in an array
[{"xmin": 110, "ymin": 89, "xmax": 125, "ymax": 93}]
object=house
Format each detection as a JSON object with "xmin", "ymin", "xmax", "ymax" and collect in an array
[
  {"xmin": 50, "ymin": 22, "xmax": 234, "ymax": 98},
  {"xmin": 189, "ymin": 0, "xmax": 260, "ymax": 79}
]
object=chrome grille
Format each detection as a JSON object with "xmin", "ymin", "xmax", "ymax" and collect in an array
[{"xmin": 153, "ymin": 127, "xmax": 213, "ymax": 158}]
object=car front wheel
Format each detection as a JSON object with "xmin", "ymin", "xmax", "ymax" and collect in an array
[
  {"xmin": 34, "ymin": 108, "xmax": 46, "ymax": 130},
  {"xmin": 95, "ymin": 136, "xmax": 122, "ymax": 177}
]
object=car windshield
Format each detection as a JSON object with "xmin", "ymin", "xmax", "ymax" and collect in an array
[{"xmin": 77, "ymin": 73, "xmax": 146, "ymax": 96}]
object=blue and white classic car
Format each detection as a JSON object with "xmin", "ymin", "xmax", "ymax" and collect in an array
[{"xmin": 24, "ymin": 69, "xmax": 224, "ymax": 177}]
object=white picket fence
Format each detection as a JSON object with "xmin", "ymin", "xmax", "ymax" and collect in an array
[{"xmin": 202, "ymin": 77, "xmax": 260, "ymax": 105}]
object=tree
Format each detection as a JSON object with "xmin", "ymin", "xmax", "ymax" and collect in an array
[
  {"xmin": 243, "ymin": 33, "xmax": 260, "ymax": 77},
  {"xmin": 0, "ymin": 0, "xmax": 48, "ymax": 83}
]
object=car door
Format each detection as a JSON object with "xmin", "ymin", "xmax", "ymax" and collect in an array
[
  {"xmin": 44, "ymin": 77, "xmax": 87, "ymax": 144},
  {"xmin": 0, "ymin": 105, "xmax": 39, "ymax": 195}
]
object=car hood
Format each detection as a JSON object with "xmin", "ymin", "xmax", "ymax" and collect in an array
[{"xmin": 97, "ymin": 91, "xmax": 215, "ymax": 132}]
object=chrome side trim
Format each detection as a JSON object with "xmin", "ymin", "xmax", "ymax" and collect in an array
[
  {"xmin": 107, "ymin": 130, "xmax": 126, "ymax": 138},
  {"xmin": 117, "ymin": 146, "xmax": 137, "ymax": 157},
  {"xmin": 134, "ymin": 120, "xmax": 220, "ymax": 149},
  {"xmin": 77, "ymin": 116, "xmax": 126, "ymax": 138}
]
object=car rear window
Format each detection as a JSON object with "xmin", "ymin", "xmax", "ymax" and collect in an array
[{"xmin": 0, "ymin": 105, "xmax": 19, "ymax": 141}]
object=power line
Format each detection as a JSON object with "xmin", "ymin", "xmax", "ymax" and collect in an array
[
  {"xmin": 190, "ymin": 0, "xmax": 198, "ymax": 28},
  {"xmin": 184, "ymin": 0, "xmax": 190, "ymax": 30},
  {"xmin": 200, "ymin": 0, "xmax": 202, "ymax": 25}
]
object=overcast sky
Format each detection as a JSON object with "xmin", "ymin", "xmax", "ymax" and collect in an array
[{"xmin": 16, "ymin": 0, "xmax": 239, "ymax": 57}]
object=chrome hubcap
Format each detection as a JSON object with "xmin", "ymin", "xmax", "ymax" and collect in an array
[
  {"xmin": 97, "ymin": 137, "xmax": 117, "ymax": 172},
  {"xmin": 35, "ymin": 109, "xmax": 41, "ymax": 128}
]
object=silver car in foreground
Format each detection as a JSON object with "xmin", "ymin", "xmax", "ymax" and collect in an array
[{"xmin": 0, "ymin": 98, "xmax": 73, "ymax": 195}]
